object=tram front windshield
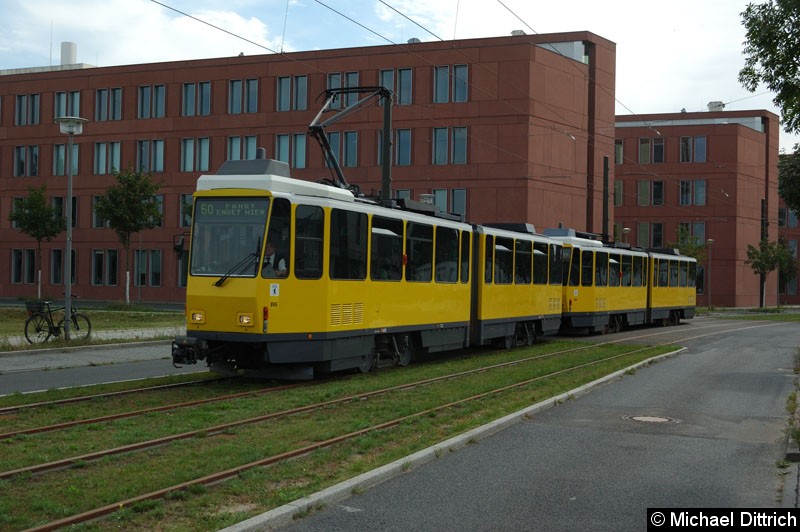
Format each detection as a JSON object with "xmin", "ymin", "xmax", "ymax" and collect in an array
[{"xmin": 190, "ymin": 197, "xmax": 269, "ymax": 276}]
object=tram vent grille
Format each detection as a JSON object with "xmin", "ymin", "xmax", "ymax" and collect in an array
[{"xmin": 330, "ymin": 303, "xmax": 364, "ymax": 326}]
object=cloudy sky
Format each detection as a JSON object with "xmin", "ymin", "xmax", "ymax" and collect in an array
[{"xmin": 2, "ymin": 0, "xmax": 796, "ymax": 151}]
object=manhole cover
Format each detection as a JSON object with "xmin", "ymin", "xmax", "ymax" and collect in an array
[{"xmin": 622, "ymin": 415, "xmax": 680, "ymax": 424}]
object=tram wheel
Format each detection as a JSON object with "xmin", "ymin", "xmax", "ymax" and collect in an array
[{"xmin": 358, "ymin": 352, "xmax": 376, "ymax": 373}]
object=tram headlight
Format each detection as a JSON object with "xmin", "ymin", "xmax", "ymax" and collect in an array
[
  {"xmin": 237, "ymin": 313, "xmax": 254, "ymax": 326},
  {"xmin": 189, "ymin": 310, "xmax": 205, "ymax": 324}
]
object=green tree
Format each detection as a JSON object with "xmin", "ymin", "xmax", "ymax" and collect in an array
[
  {"xmin": 777, "ymin": 237, "xmax": 798, "ymax": 301},
  {"xmin": 666, "ymin": 225, "xmax": 708, "ymax": 264},
  {"xmin": 8, "ymin": 185, "xmax": 66, "ymax": 299},
  {"xmin": 94, "ymin": 167, "xmax": 162, "ymax": 304},
  {"xmin": 779, "ymin": 146, "xmax": 800, "ymax": 216},
  {"xmin": 745, "ymin": 238, "xmax": 794, "ymax": 307},
  {"xmin": 739, "ymin": 1, "xmax": 800, "ymax": 133}
]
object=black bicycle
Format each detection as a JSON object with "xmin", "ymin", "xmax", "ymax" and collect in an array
[{"xmin": 24, "ymin": 298, "xmax": 92, "ymax": 344}]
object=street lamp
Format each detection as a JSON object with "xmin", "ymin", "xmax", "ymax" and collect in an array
[
  {"xmin": 622, "ymin": 227, "xmax": 631, "ymax": 244},
  {"xmin": 55, "ymin": 116, "xmax": 87, "ymax": 340},
  {"xmin": 706, "ymin": 238, "xmax": 714, "ymax": 310}
]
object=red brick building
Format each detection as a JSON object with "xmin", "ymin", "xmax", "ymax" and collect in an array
[
  {"xmin": 614, "ymin": 108, "xmax": 780, "ymax": 308},
  {"xmin": 0, "ymin": 32, "xmax": 616, "ymax": 304}
]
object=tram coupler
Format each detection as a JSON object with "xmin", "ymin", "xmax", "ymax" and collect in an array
[{"xmin": 172, "ymin": 336, "xmax": 207, "ymax": 367}]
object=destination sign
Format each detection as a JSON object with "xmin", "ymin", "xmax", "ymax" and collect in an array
[{"xmin": 194, "ymin": 198, "xmax": 269, "ymax": 222}]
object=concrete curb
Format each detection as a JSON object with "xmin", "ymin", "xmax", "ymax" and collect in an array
[{"xmin": 221, "ymin": 347, "xmax": 687, "ymax": 531}]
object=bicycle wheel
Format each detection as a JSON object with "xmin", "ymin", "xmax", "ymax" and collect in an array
[
  {"xmin": 24, "ymin": 314, "xmax": 52, "ymax": 344},
  {"xmin": 67, "ymin": 313, "xmax": 92, "ymax": 341}
]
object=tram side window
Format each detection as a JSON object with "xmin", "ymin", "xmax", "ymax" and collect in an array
[
  {"xmin": 581, "ymin": 250, "xmax": 593, "ymax": 286},
  {"xmin": 294, "ymin": 205, "xmax": 324, "ymax": 279},
  {"xmin": 264, "ymin": 198, "xmax": 291, "ymax": 278},
  {"xmin": 549, "ymin": 244, "xmax": 563, "ymax": 285},
  {"xmin": 484, "ymin": 235, "xmax": 494, "ymax": 283},
  {"xmin": 515, "ymin": 239, "xmax": 532, "ymax": 284},
  {"xmin": 679, "ymin": 261, "xmax": 688, "ymax": 287},
  {"xmin": 370, "ymin": 216, "xmax": 403, "ymax": 281},
  {"xmin": 669, "ymin": 260, "xmax": 679, "ymax": 287},
  {"xmin": 460, "ymin": 231, "xmax": 470, "ymax": 283},
  {"xmin": 330, "ymin": 208, "xmax": 367, "ymax": 280},
  {"xmin": 595, "ymin": 252, "xmax": 608, "ymax": 286},
  {"xmin": 406, "ymin": 222, "xmax": 433, "ymax": 282},
  {"xmin": 435, "ymin": 226, "xmax": 459, "ymax": 283},
  {"xmin": 621, "ymin": 255, "xmax": 632, "ymax": 286},
  {"xmin": 658, "ymin": 259, "xmax": 669, "ymax": 287},
  {"xmin": 494, "ymin": 237, "xmax": 513, "ymax": 284},
  {"xmin": 566, "ymin": 247, "xmax": 579, "ymax": 287},
  {"xmin": 609, "ymin": 254, "xmax": 621, "ymax": 287},
  {"xmin": 533, "ymin": 242, "xmax": 549, "ymax": 285},
  {"xmin": 688, "ymin": 262, "xmax": 696, "ymax": 287},
  {"xmin": 632, "ymin": 256, "xmax": 643, "ymax": 287}
]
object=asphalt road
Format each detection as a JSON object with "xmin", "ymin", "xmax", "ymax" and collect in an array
[{"xmin": 267, "ymin": 318, "xmax": 799, "ymax": 531}]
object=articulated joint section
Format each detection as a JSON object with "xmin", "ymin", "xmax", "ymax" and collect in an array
[{"xmin": 172, "ymin": 336, "xmax": 208, "ymax": 367}]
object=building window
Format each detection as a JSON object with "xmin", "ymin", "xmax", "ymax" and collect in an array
[
  {"xmin": 92, "ymin": 196, "xmax": 109, "ymax": 228},
  {"xmin": 433, "ymin": 128, "xmax": 448, "ymax": 164},
  {"xmin": 614, "ymin": 139, "xmax": 623, "ymax": 164},
  {"xmin": 14, "ymin": 145, "xmax": 39, "ymax": 177},
  {"xmin": 344, "ymin": 72, "xmax": 359, "ymax": 106},
  {"xmin": 434, "ymin": 66, "xmax": 449, "ymax": 103},
  {"xmin": 636, "ymin": 222, "xmax": 649, "ymax": 248},
  {"xmin": 327, "ymin": 73, "xmax": 341, "ymax": 109},
  {"xmin": 433, "ymin": 189, "xmax": 447, "ymax": 211},
  {"xmin": 50, "ymin": 249, "xmax": 63, "ymax": 285},
  {"xmin": 453, "ymin": 64, "xmax": 468, "ymax": 102},
  {"xmin": 451, "ymin": 189, "xmax": 467, "ymax": 217},
  {"xmin": 680, "ymin": 136, "xmax": 707, "ymax": 162},
  {"xmin": 228, "ymin": 79, "xmax": 254, "ymax": 114},
  {"xmin": 397, "ymin": 128, "xmax": 412, "ymax": 166},
  {"xmin": 637, "ymin": 180, "xmax": 650, "ymax": 206},
  {"xmin": 652, "ymin": 181, "xmax": 664, "ymax": 206},
  {"xmin": 343, "ymin": 131, "xmax": 358, "ymax": 167},
  {"xmin": 134, "ymin": 249, "xmax": 162, "ymax": 287},
  {"xmin": 679, "ymin": 179, "xmax": 706, "ymax": 206},
  {"xmin": 138, "ymin": 85, "xmax": 165, "ymax": 119},
  {"xmin": 180, "ymin": 193, "xmax": 193, "ymax": 228},
  {"xmin": 182, "ymin": 82, "xmax": 211, "ymax": 116},
  {"xmin": 96, "ymin": 87, "xmax": 122, "ymax": 121},
  {"xmin": 51, "ymin": 196, "xmax": 77, "ymax": 229},
  {"xmin": 11, "ymin": 249, "xmax": 36, "ymax": 284},
  {"xmin": 638, "ymin": 138, "xmax": 651, "ymax": 164},
  {"xmin": 653, "ymin": 138, "xmax": 664, "ymax": 163},
  {"xmin": 136, "ymin": 140, "xmax": 164, "ymax": 172},
  {"xmin": 613, "ymin": 180, "xmax": 623, "ymax": 207},
  {"xmin": 227, "ymin": 136, "xmax": 257, "ymax": 161},
  {"xmin": 55, "ymin": 90, "xmax": 81, "ymax": 119},
  {"xmin": 379, "ymin": 69, "xmax": 394, "ymax": 94},
  {"xmin": 396, "ymin": 189, "xmax": 411, "ymax": 200},
  {"xmin": 292, "ymin": 133, "xmax": 306, "ymax": 169},
  {"xmin": 694, "ymin": 136, "xmax": 707, "ymax": 163},
  {"xmin": 52, "ymin": 143, "xmax": 78, "ymax": 176},
  {"xmin": 398, "ymin": 68, "xmax": 412, "ymax": 105},
  {"xmin": 651, "ymin": 222, "xmax": 663, "ymax": 248},
  {"xmin": 277, "ymin": 75, "xmax": 307, "ymax": 112},
  {"xmin": 92, "ymin": 249, "xmax": 118, "ymax": 286},
  {"xmin": 452, "ymin": 127, "xmax": 467, "ymax": 164},
  {"xmin": 790, "ymin": 209, "xmax": 799, "ymax": 228},
  {"xmin": 276, "ymin": 134, "xmax": 289, "ymax": 163},
  {"xmin": 180, "ymin": 137, "xmax": 210, "ymax": 172},
  {"xmin": 15, "ymin": 94, "xmax": 40, "ymax": 125},
  {"xmin": 94, "ymin": 141, "xmax": 121, "ymax": 175}
]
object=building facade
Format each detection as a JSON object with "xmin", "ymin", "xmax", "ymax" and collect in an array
[
  {"xmin": 0, "ymin": 32, "xmax": 616, "ymax": 304},
  {"xmin": 614, "ymin": 108, "xmax": 780, "ymax": 308}
]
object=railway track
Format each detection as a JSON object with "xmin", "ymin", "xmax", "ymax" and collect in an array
[{"xmin": 5, "ymin": 320, "xmax": 777, "ymax": 531}]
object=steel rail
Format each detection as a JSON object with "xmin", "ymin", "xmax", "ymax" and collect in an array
[{"xmin": 23, "ymin": 344, "xmax": 658, "ymax": 532}]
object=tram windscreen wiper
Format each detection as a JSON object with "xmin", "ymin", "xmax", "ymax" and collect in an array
[{"xmin": 214, "ymin": 237, "xmax": 262, "ymax": 287}]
